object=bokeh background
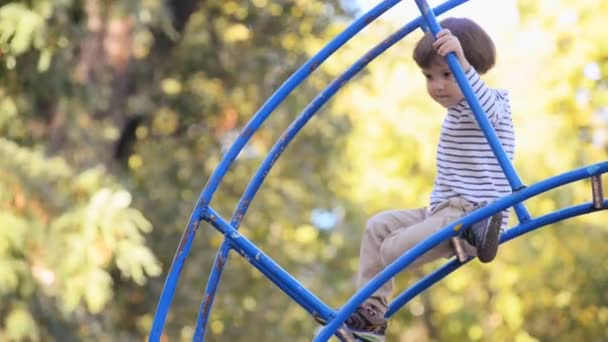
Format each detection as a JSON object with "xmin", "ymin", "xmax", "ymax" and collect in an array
[{"xmin": 2, "ymin": 0, "xmax": 608, "ymax": 341}]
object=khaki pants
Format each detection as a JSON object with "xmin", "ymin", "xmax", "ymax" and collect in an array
[{"xmin": 356, "ymin": 198, "xmax": 477, "ymax": 310}]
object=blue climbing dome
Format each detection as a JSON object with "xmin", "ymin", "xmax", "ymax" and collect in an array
[{"xmin": 149, "ymin": 0, "xmax": 608, "ymax": 341}]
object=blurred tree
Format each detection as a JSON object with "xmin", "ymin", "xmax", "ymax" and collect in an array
[
  {"xmin": 0, "ymin": 138, "xmax": 160, "ymax": 341},
  {"xmin": 1, "ymin": 0, "xmax": 354, "ymax": 341}
]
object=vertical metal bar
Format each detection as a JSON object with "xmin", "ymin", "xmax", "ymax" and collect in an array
[
  {"xmin": 591, "ymin": 175, "xmax": 604, "ymax": 209},
  {"xmin": 413, "ymin": 0, "xmax": 531, "ymax": 223},
  {"xmin": 513, "ymin": 201, "xmax": 531, "ymax": 223},
  {"xmin": 450, "ymin": 237, "xmax": 469, "ymax": 263}
]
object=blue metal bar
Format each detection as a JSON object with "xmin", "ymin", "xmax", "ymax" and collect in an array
[
  {"xmin": 192, "ymin": 244, "xmax": 230, "ymax": 341},
  {"xmin": 387, "ymin": 199, "xmax": 607, "ymax": 318},
  {"xmin": 199, "ymin": 0, "xmax": 401, "ymax": 209},
  {"xmin": 203, "ymin": 207, "xmax": 336, "ymax": 321},
  {"xmin": 413, "ymin": 0, "xmax": 531, "ymax": 223},
  {"xmin": 149, "ymin": 207, "xmax": 205, "ymax": 342},
  {"xmin": 192, "ymin": 242, "xmax": 318, "ymax": 342},
  {"xmin": 501, "ymin": 205, "xmax": 598, "ymax": 243},
  {"xmin": 228, "ymin": 1, "xmax": 470, "ymax": 235},
  {"xmin": 149, "ymin": 2, "xmax": 402, "ymax": 339},
  {"xmin": 192, "ymin": 0, "xmax": 471, "ymax": 339},
  {"xmin": 387, "ymin": 256, "xmax": 467, "ymax": 318},
  {"xmin": 314, "ymin": 162, "xmax": 608, "ymax": 341}
]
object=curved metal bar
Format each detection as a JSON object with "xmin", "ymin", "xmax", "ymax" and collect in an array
[
  {"xmin": 197, "ymin": 0, "xmax": 401, "ymax": 209},
  {"xmin": 203, "ymin": 207, "xmax": 334, "ymax": 317},
  {"xmin": 413, "ymin": 0, "xmax": 531, "ymax": 223},
  {"xmin": 314, "ymin": 162, "xmax": 608, "ymax": 341},
  {"xmin": 149, "ymin": 1, "xmax": 402, "ymax": 340},
  {"xmin": 193, "ymin": 0, "xmax": 471, "ymax": 339},
  {"xmin": 387, "ymin": 256, "xmax": 467, "ymax": 318},
  {"xmin": 193, "ymin": 230, "xmax": 332, "ymax": 341},
  {"xmin": 386, "ymin": 200, "xmax": 607, "ymax": 318},
  {"xmin": 192, "ymin": 242, "xmax": 327, "ymax": 342}
]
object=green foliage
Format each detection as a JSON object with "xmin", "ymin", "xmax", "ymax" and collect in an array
[
  {"xmin": 0, "ymin": 3, "xmax": 45, "ymax": 55},
  {"xmin": 0, "ymin": 138, "xmax": 159, "ymax": 339}
]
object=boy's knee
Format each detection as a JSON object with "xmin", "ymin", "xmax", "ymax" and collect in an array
[
  {"xmin": 364, "ymin": 213, "xmax": 390, "ymax": 238},
  {"xmin": 379, "ymin": 242, "xmax": 394, "ymax": 266}
]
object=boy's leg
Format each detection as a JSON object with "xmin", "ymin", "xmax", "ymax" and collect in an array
[
  {"xmin": 379, "ymin": 199, "xmax": 469, "ymax": 268},
  {"xmin": 348, "ymin": 208, "xmax": 427, "ymax": 341},
  {"xmin": 356, "ymin": 208, "xmax": 428, "ymax": 308}
]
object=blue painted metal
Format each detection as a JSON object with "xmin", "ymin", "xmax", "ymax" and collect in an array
[
  {"xmin": 192, "ymin": 223, "xmax": 330, "ymax": 342},
  {"xmin": 314, "ymin": 161, "xmax": 608, "ymax": 341},
  {"xmin": 386, "ymin": 199, "xmax": 607, "ymax": 318},
  {"xmin": 150, "ymin": 0, "xmax": 608, "ymax": 340},
  {"xmin": 193, "ymin": 248, "xmax": 228, "ymax": 342},
  {"xmin": 193, "ymin": 0, "xmax": 470, "ymax": 339},
  {"xmin": 150, "ymin": 206, "xmax": 206, "ymax": 342},
  {"xmin": 202, "ymin": 207, "xmax": 335, "ymax": 319},
  {"xmin": 387, "ymin": 256, "xmax": 466, "ymax": 318},
  {"xmin": 149, "ymin": 1, "xmax": 403, "ymax": 340},
  {"xmin": 413, "ymin": 0, "xmax": 531, "ymax": 223}
]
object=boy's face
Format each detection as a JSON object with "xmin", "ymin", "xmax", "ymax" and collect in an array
[{"xmin": 422, "ymin": 58, "xmax": 464, "ymax": 108}]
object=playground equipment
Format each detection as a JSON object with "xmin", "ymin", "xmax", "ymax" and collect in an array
[{"xmin": 150, "ymin": 0, "xmax": 608, "ymax": 340}]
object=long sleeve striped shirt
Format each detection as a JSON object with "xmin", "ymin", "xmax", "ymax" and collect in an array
[{"xmin": 429, "ymin": 68, "xmax": 514, "ymax": 227}]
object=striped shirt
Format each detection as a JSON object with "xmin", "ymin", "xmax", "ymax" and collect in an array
[{"xmin": 429, "ymin": 68, "xmax": 514, "ymax": 228}]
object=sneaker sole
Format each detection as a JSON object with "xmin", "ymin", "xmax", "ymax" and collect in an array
[
  {"xmin": 336, "ymin": 326, "xmax": 357, "ymax": 342},
  {"xmin": 314, "ymin": 324, "xmax": 357, "ymax": 342},
  {"xmin": 476, "ymin": 212, "xmax": 502, "ymax": 263}
]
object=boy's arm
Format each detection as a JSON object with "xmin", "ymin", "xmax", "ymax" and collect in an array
[
  {"xmin": 461, "ymin": 67, "xmax": 508, "ymax": 126},
  {"xmin": 434, "ymin": 29, "xmax": 508, "ymax": 125}
]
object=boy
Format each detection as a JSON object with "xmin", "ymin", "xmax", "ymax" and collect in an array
[{"xmin": 345, "ymin": 17, "xmax": 514, "ymax": 341}]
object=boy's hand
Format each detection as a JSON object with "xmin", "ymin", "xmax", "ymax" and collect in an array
[{"xmin": 432, "ymin": 29, "xmax": 472, "ymax": 72}]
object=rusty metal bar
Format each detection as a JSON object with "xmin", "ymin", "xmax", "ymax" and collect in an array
[{"xmin": 591, "ymin": 174, "xmax": 604, "ymax": 209}]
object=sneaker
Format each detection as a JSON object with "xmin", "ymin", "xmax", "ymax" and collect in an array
[
  {"xmin": 344, "ymin": 303, "xmax": 387, "ymax": 342},
  {"xmin": 461, "ymin": 208, "xmax": 502, "ymax": 263}
]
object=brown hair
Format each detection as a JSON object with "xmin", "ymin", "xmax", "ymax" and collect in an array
[{"xmin": 413, "ymin": 17, "xmax": 496, "ymax": 74}]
